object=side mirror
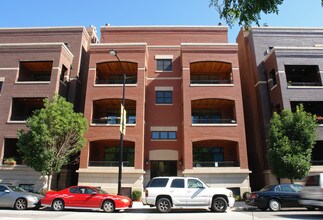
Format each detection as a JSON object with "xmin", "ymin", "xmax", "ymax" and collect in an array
[{"xmin": 4, "ymin": 190, "xmax": 10, "ymax": 193}]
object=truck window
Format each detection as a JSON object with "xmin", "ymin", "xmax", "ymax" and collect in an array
[{"xmin": 147, "ymin": 178, "xmax": 169, "ymax": 187}]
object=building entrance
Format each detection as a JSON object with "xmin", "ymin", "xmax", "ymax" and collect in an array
[{"xmin": 150, "ymin": 161, "xmax": 177, "ymax": 178}]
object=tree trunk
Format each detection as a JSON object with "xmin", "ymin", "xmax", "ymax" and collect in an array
[
  {"xmin": 46, "ymin": 173, "xmax": 52, "ymax": 192},
  {"xmin": 290, "ymin": 179, "xmax": 294, "ymax": 184}
]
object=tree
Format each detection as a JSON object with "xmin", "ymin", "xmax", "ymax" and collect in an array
[
  {"xmin": 210, "ymin": 0, "xmax": 323, "ymax": 28},
  {"xmin": 267, "ymin": 105, "xmax": 318, "ymax": 183},
  {"xmin": 17, "ymin": 94, "xmax": 88, "ymax": 191}
]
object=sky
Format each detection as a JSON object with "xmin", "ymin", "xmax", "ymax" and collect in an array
[{"xmin": 1, "ymin": 0, "xmax": 323, "ymax": 43}]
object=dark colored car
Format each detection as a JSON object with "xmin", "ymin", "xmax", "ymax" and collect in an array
[
  {"xmin": 245, "ymin": 184, "xmax": 303, "ymax": 211},
  {"xmin": 41, "ymin": 185, "xmax": 132, "ymax": 212}
]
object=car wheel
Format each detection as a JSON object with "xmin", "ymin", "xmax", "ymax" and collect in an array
[
  {"xmin": 52, "ymin": 199, "xmax": 64, "ymax": 211},
  {"xmin": 14, "ymin": 198, "xmax": 27, "ymax": 210},
  {"xmin": 102, "ymin": 200, "xmax": 115, "ymax": 213},
  {"xmin": 156, "ymin": 198, "xmax": 172, "ymax": 213},
  {"xmin": 211, "ymin": 197, "xmax": 228, "ymax": 212},
  {"xmin": 268, "ymin": 199, "xmax": 281, "ymax": 211}
]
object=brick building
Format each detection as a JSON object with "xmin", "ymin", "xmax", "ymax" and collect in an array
[
  {"xmin": 237, "ymin": 27, "xmax": 323, "ymax": 190},
  {"xmin": 0, "ymin": 26, "xmax": 97, "ymax": 191},
  {"xmin": 78, "ymin": 26, "xmax": 251, "ymax": 195}
]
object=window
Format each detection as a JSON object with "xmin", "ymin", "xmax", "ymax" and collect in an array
[
  {"xmin": 0, "ymin": 185, "xmax": 7, "ymax": 192},
  {"xmin": 0, "ymin": 81, "xmax": 2, "ymax": 93},
  {"xmin": 151, "ymin": 131, "xmax": 177, "ymax": 140},
  {"xmin": 69, "ymin": 187, "xmax": 80, "ymax": 194},
  {"xmin": 188, "ymin": 179, "xmax": 204, "ymax": 188},
  {"xmin": 171, "ymin": 179, "xmax": 184, "ymax": 188},
  {"xmin": 19, "ymin": 184, "xmax": 34, "ymax": 192},
  {"xmin": 104, "ymin": 146, "xmax": 134, "ymax": 167},
  {"xmin": 147, "ymin": 178, "xmax": 169, "ymax": 187},
  {"xmin": 156, "ymin": 59, "xmax": 172, "ymax": 71},
  {"xmin": 156, "ymin": 91, "xmax": 172, "ymax": 104}
]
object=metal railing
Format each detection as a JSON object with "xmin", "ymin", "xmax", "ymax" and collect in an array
[
  {"xmin": 193, "ymin": 161, "xmax": 240, "ymax": 167},
  {"xmin": 311, "ymin": 160, "xmax": 323, "ymax": 166},
  {"xmin": 92, "ymin": 117, "xmax": 136, "ymax": 124},
  {"xmin": 88, "ymin": 161, "xmax": 133, "ymax": 167},
  {"xmin": 288, "ymin": 82, "xmax": 322, "ymax": 86},
  {"xmin": 192, "ymin": 118, "xmax": 236, "ymax": 124},
  {"xmin": 95, "ymin": 78, "xmax": 137, "ymax": 84},
  {"xmin": 190, "ymin": 79, "xmax": 233, "ymax": 84}
]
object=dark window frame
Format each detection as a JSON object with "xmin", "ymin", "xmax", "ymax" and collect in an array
[
  {"xmin": 156, "ymin": 59, "xmax": 172, "ymax": 71},
  {"xmin": 151, "ymin": 131, "xmax": 177, "ymax": 140},
  {"xmin": 156, "ymin": 91, "xmax": 173, "ymax": 104}
]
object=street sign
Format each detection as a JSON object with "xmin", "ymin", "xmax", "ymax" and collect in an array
[{"xmin": 120, "ymin": 104, "xmax": 126, "ymax": 135}]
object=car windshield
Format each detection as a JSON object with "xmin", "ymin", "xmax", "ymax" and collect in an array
[
  {"xmin": 259, "ymin": 185, "xmax": 274, "ymax": 192},
  {"xmin": 94, "ymin": 187, "xmax": 108, "ymax": 194},
  {"xmin": 7, "ymin": 185, "xmax": 26, "ymax": 192}
]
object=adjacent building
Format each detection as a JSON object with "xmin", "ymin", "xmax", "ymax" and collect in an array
[
  {"xmin": 78, "ymin": 26, "xmax": 251, "ymax": 195},
  {"xmin": 238, "ymin": 27, "xmax": 323, "ymax": 190},
  {"xmin": 0, "ymin": 27, "xmax": 97, "ymax": 191}
]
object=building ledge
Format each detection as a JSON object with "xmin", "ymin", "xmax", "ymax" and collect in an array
[
  {"xmin": 182, "ymin": 167, "xmax": 251, "ymax": 174},
  {"xmin": 287, "ymin": 86, "xmax": 323, "ymax": 89},
  {"xmin": 190, "ymin": 84, "xmax": 234, "ymax": 87},
  {"xmin": 191, "ymin": 124, "xmax": 237, "ymax": 127},
  {"xmin": 77, "ymin": 167, "xmax": 145, "ymax": 174}
]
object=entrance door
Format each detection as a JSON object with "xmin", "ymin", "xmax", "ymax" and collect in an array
[{"xmin": 150, "ymin": 161, "xmax": 177, "ymax": 178}]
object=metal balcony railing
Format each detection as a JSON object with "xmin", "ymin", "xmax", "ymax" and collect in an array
[
  {"xmin": 88, "ymin": 161, "xmax": 133, "ymax": 167},
  {"xmin": 92, "ymin": 117, "xmax": 136, "ymax": 124},
  {"xmin": 193, "ymin": 161, "xmax": 240, "ymax": 167},
  {"xmin": 192, "ymin": 118, "xmax": 236, "ymax": 124},
  {"xmin": 288, "ymin": 82, "xmax": 322, "ymax": 86},
  {"xmin": 311, "ymin": 160, "xmax": 323, "ymax": 166},
  {"xmin": 190, "ymin": 79, "xmax": 233, "ymax": 84}
]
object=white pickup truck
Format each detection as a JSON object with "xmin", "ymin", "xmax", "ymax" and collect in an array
[{"xmin": 142, "ymin": 176, "xmax": 235, "ymax": 213}]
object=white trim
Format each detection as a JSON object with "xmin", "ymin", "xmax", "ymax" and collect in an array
[
  {"xmin": 0, "ymin": 68, "xmax": 18, "ymax": 71},
  {"xmin": 14, "ymin": 81, "xmax": 50, "ymax": 85},
  {"xmin": 138, "ymin": 67, "xmax": 145, "ymax": 70},
  {"xmin": 101, "ymin": 25, "xmax": 227, "ymax": 28},
  {"xmin": 181, "ymin": 43, "xmax": 237, "ymax": 46},
  {"xmin": 91, "ymin": 42, "xmax": 147, "ymax": 47},
  {"xmin": 90, "ymin": 123, "xmax": 136, "ymax": 127},
  {"xmin": 146, "ymin": 77, "xmax": 182, "ymax": 80},
  {"xmin": 182, "ymin": 67, "xmax": 190, "ymax": 70},
  {"xmin": 89, "ymin": 67, "xmax": 96, "ymax": 70},
  {"xmin": 191, "ymin": 124, "xmax": 237, "ymax": 127},
  {"xmin": 94, "ymin": 84, "xmax": 137, "ymax": 87},
  {"xmin": 155, "ymin": 55, "xmax": 173, "ymax": 60},
  {"xmin": 0, "ymin": 77, "xmax": 5, "ymax": 81},
  {"xmin": 148, "ymin": 45, "xmax": 181, "ymax": 48},
  {"xmin": 150, "ymin": 126, "xmax": 178, "ymax": 131},
  {"xmin": 7, "ymin": 121, "xmax": 26, "ymax": 124},
  {"xmin": 155, "ymin": 86, "xmax": 173, "ymax": 91},
  {"xmin": 190, "ymin": 84, "xmax": 234, "ymax": 87},
  {"xmin": 254, "ymin": 81, "xmax": 267, "ymax": 87},
  {"xmin": 52, "ymin": 67, "xmax": 61, "ymax": 71},
  {"xmin": 287, "ymin": 86, "xmax": 323, "ymax": 89}
]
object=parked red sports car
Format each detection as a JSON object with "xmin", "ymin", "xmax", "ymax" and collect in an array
[{"xmin": 41, "ymin": 186, "xmax": 132, "ymax": 212}]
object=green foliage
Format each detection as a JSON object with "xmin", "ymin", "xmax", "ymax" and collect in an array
[
  {"xmin": 242, "ymin": 191, "xmax": 250, "ymax": 201},
  {"xmin": 267, "ymin": 105, "xmax": 318, "ymax": 182},
  {"xmin": 209, "ymin": 0, "xmax": 323, "ymax": 28},
  {"xmin": 17, "ymin": 94, "xmax": 88, "ymax": 178},
  {"xmin": 131, "ymin": 190, "xmax": 142, "ymax": 201}
]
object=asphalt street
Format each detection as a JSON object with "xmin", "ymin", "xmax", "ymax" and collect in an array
[{"xmin": 0, "ymin": 202, "xmax": 322, "ymax": 220}]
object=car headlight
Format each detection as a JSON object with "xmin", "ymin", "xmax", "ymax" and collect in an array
[{"xmin": 121, "ymin": 198, "xmax": 130, "ymax": 203}]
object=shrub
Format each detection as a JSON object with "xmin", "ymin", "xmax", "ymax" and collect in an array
[
  {"xmin": 242, "ymin": 191, "xmax": 250, "ymax": 201},
  {"xmin": 132, "ymin": 190, "xmax": 142, "ymax": 201}
]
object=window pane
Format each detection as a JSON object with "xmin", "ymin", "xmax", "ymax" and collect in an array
[
  {"xmin": 168, "ymin": 132, "xmax": 176, "ymax": 139},
  {"xmin": 148, "ymin": 178, "xmax": 169, "ymax": 187},
  {"xmin": 160, "ymin": 131, "xmax": 168, "ymax": 139},
  {"xmin": 152, "ymin": 131, "xmax": 160, "ymax": 139},
  {"xmin": 171, "ymin": 179, "xmax": 184, "ymax": 188}
]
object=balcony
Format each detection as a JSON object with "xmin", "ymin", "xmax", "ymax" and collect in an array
[
  {"xmin": 291, "ymin": 101, "xmax": 323, "ymax": 125},
  {"xmin": 191, "ymin": 99, "xmax": 236, "ymax": 124},
  {"xmin": 92, "ymin": 99, "xmax": 136, "ymax": 125},
  {"xmin": 285, "ymin": 65, "xmax": 322, "ymax": 87},
  {"xmin": 190, "ymin": 61, "xmax": 233, "ymax": 85},
  {"xmin": 311, "ymin": 141, "xmax": 323, "ymax": 166},
  {"xmin": 95, "ymin": 61, "xmax": 137, "ymax": 85},
  {"xmin": 193, "ymin": 140, "xmax": 239, "ymax": 168},
  {"xmin": 89, "ymin": 140, "xmax": 134, "ymax": 167},
  {"xmin": 18, "ymin": 61, "xmax": 52, "ymax": 82},
  {"xmin": 10, "ymin": 98, "xmax": 44, "ymax": 121}
]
